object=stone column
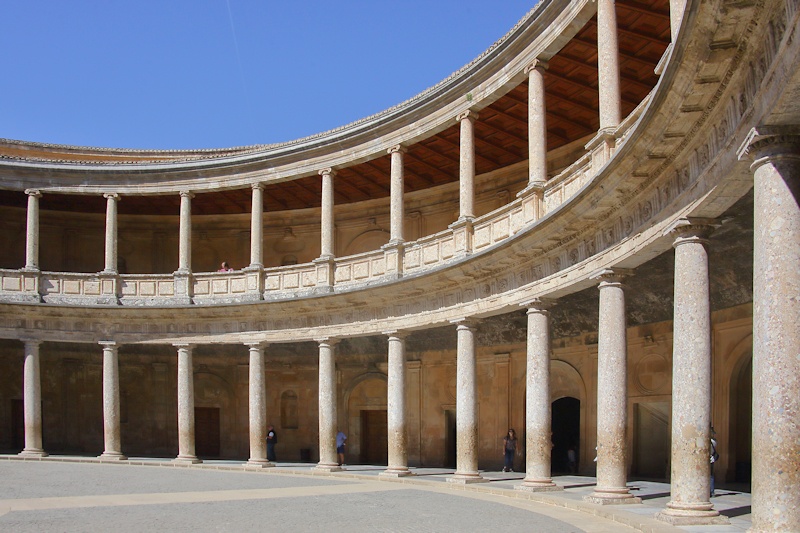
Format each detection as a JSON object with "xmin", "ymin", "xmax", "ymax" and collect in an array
[
  {"xmin": 388, "ymin": 145, "xmax": 406, "ymax": 245},
  {"xmin": 457, "ymin": 111, "xmax": 478, "ymax": 221},
  {"xmin": 518, "ymin": 299, "xmax": 561, "ymax": 492},
  {"xmin": 102, "ymin": 193, "xmax": 120, "ymax": 273},
  {"xmin": 319, "ymin": 168, "xmax": 336, "ymax": 260},
  {"xmin": 586, "ymin": 269, "xmax": 640, "ymax": 504},
  {"xmin": 447, "ymin": 319, "xmax": 486, "ymax": 483},
  {"xmin": 24, "ymin": 189, "xmax": 42, "ymax": 270},
  {"xmin": 738, "ymin": 128, "xmax": 800, "ymax": 532},
  {"xmin": 19, "ymin": 340, "xmax": 47, "ymax": 457},
  {"xmin": 656, "ymin": 219, "xmax": 725, "ymax": 525},
  {"xmin": 669, "ymin": 0, "xmax": 686, "ymax": 42},
  {"xmin": 597, "ymin": 0, "xmax": 621, "ymax": 132},
  {"xmin": 527, "ymin": 60, "xmax": 548, "ymax": 188},
  {"xmin": 382, "ymin": 331, "xmax": 411, "ymax": 477},
  {"xmin": 178, "ymin": 191, "xmax": 194, "ymax": 273},
  {"xmin": 174, "ymin": 343, "xmax": 201, "ymax": 463},
  {"xmin": 246, "ymin": 342, "xmax": 272, "ymax": 467},
  {"xmin": 316, "ymin": 338, "xmax": 341, "ymax": 471},
  {"xmin": 250, "ymin": 184, "xmax": 264, "ymax": 268},
  {"xmin": 99, "ymin": 341, "xmax": 126, "ymax": 460}
]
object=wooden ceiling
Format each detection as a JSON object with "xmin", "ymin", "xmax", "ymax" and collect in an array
[{"xmin": 1, "ymin": 0, "xmax": 670, "ymax": 216}]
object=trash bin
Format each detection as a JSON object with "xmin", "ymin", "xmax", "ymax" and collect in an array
[{"xmin": 300, "ymin": 448, "xmax": 311, "ymax": 462}]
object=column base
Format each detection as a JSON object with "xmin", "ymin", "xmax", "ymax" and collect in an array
[
  {"xmin": 655, "ymin": 502, "xmax": 729, "ymax": 525},
  {"xmin": 314, "ymin": 462, "xmax": 342, "ymax": 472},
  {"xmin": 380, "ymin": 468, "xmax": 414, "ymax": 478},
  {"xmin": 517, "ymin": 479, "xmax": 562, "ymax": 492},
  {"xmin": 18, "ymin": 449, "xmax": 48, "ymax": 458},
  {"xmin": 98, "ymin": 452, "xmax": 127, "ymax": 461},
  {"xmin": 245, "ymin": 459, "xmax": 275, "ymax": 468},
  {"xmin": 447, "ymin": 472, "xmax": 488, "ymax": 484},
  {"xmin": 173, "ymin": 455, "xmax": 202, "ymax": 464},
  {"xmin": 584, "ymin": 487, "xmax": 641, "ymax": 505}
]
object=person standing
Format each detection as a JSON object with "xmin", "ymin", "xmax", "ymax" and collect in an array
[
  {"xmin": 266, "ymin": 425, "xmax": 277, "ymax": 462},
  {"xmin": 502, "ymin": 428, "xmax": 518, "ymax": 472},
  {"xmin": 710, "ymin": 427, "xmax": 719, "ymax": 497},
  {"xmin": 336, "ymin": 430, "xmax": 347, "ymax": 466}
]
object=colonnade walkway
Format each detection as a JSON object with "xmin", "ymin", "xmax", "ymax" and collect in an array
[{"xmin": 1, "ymin": 455, "xmax": 751, "ymax": 532}]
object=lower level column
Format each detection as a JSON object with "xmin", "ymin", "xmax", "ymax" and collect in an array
[
  {"xmin": 174, "ymin": 343, "xmax": 201, "ymax": 464},
  {"xmin": 19, "ymin": 339, "xmax": 47, "ymax": 457},
  {"xmin": 99, "ymin": 341, "xmax": 126, "ymax": 460},
  {"xmin": 518, "ymin": 300, "xmax": 561, "ymax": 492},
  {"xmin": 246, "ymin": 342, "xmax": 273, "ymax": 467},
  {"xmin": 447, "ymin": 319, "xmax": 486, "ymax": 484},
  {"xmin": 381, "ymin": 331, "xmax": 412, "ymax": 477},
  {"xmin": 316, "ymin": 338, "xmax": 342, "ymax": 471}
]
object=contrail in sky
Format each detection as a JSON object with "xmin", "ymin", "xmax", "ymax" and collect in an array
[{"xmin": 225, "ymin": 0, "xmax": 252, "ymax": 126}]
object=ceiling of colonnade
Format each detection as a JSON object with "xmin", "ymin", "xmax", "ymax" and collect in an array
[{"xmin": 0, "ymin": 0, "xmax": 670, "ymax": 216}]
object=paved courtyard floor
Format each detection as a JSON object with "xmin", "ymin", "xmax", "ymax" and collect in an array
[{"xmin": 0, "ymin": 456, "xmax": 752, "ymax": 532}]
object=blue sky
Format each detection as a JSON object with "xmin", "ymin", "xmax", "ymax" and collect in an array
[{"xmin": 2, "ymin": 1, "xmax": 535, "ymax": 150}]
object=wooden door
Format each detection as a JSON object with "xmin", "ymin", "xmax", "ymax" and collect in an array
[
  {"xmin": 195, "ymin": 407, "xmax": 220, "ymax": 458},
  {"xmin": 360, "ymin": 409, "xmax": 388, "ymax": 465}
]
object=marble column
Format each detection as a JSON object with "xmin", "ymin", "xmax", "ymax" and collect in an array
[
  {"xmin": 448, "ymin": 319, "xmax": 486, "ymax": 483},
  {"xmin": 19, "ymin": 340, "xmax": 47, "ymax": 457},
  {"xmin": 316, "ymin": 338, "xmax": 341, "ymax": 471},
  {"xmin": 382, "ymin": 331, "xmax": 411, "ymax": 477},
  {"xmin": 178, "ymin": 191, "xmax": 194, "ymax": 273},
  {"xmin": 526, "ymin": 60, "xmax": 548, "ymax": 188},
  {"xmin": 246, "ymin": 342, "xmax": 272, "ymax": 466},
  {"xmin": 174, "ymin": 343, "xmax": 201, "ymax": 463},
  {"xmin": 102, "ymin": 193, "xmax": 120, "ymax": 274},
  {"xmin": 388, "ymin": 145, "xmax": 406, "ymax": 245},
  {"xmin": 24, "ymin": 189, "xmax": 42, "ymax": 270},
  {"xmin": 99, "ymin": 341, "xmax": 126, "ymax": 460},
  {"xmin": 738, "ymin": 128, "xmax": 800, "ymax": 532},
  {"xmin": 249, "ymin": 184, "xmax": 264, "ymax": 268},
  {"xmin": 518, "ymin": 299, "xmax": 561, "ymax": 492},
  {"xmin": 656, "ymin": 219, "xmax": 725, "ymax": 525},
  {"xmin": 319, "ymin": 168, "xmax": 336, "ymax": 260},
  {"xmin": 597, "ymin": 0, "xmax": 621, "ymax": 131},
  {"xmin": 669, "ymin": 0, "xmax": 686, "ymax": 42},
  {"xmin": 457, "ymin": 111, "xmax": 478, "ymax": 221},
  {"xmin": 586, "ymin": 269, "xmax": 640, "ymax": 504}
]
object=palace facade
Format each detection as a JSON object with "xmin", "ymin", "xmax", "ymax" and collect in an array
[{"xmin": 1, "ymin": 0, "xmax": 798, "ymax": 530}]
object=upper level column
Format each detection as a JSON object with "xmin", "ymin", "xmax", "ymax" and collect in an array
[
  {"xmin": 597, "ymin": 0, "xmax": 621, "ymax": 132},
  {"xmin": 249, "ymin": 184, "xmax": 265, "ymax": 269},
  {"xmin": 19, "ymin": 339, "xmax": 47, "ymax": 457},
  {"xmin": 24, "ymin": 189, "xmax": 42, "ymax": 271},
  {"xmin": 319, "ymin": 168, "xmax": 336, "ymax": 260},
  {"xmin": 102, "ymin": 193, "xmax": 120, "ymax": 274},
  {"xmin": 177, "ymin": 191, "xmax": 194, "ymax": 274},
  {"xmin": 457, "ymin": 111, "xmax": 478, "ymax": 222},
  {"xmin": 656, "ymin": 219, "xmax": 725, "ymax": 526},
  {"xmin": 669, "ymin": 0, "xmax": 686, "ymax": 42},
  {"xmin": 738, "ymin": 127, "xmax": 800, "ymax": 533},
  {"xmin": 388, "ymin": 145, "xmax": 406, "ymax": 245},
  {"xmin": 527, "ymin": 60, "xmax": 548, "ymax": 188}
]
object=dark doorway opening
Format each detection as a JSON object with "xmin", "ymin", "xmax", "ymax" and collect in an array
[
  {"xmin": 730, "ymin": 356, "xmax": 752, "ymax": 485},
  {"xmin": 360, "ymin": 409, "xmax": 388, "ymax": 465},
  {"xmin": 445, "ymin": 409, "xmax": 457, "ymax": 468},
  {"xmin": 195, "ymin": 407, "xmax": 220, "ymax": 458},
  {"xmin": 551, "ymin": 397, "xmax": 580, "ymax": 474},
  {"xmin": 11, "ymin": 399, "xmax": 24, "ymax": 452}
]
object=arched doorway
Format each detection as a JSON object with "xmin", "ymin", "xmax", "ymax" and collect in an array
[{"xmin": 551, "ymin": 397, "xmax": 580, "ymax": 474}]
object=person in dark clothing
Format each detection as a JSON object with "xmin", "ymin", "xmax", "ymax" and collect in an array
[
  {"xmin": 267, "ymin": 425, "xmax": 277, "ymax": 462},
  {"xmin": 502, "ymin": 429, "xmax": 518, "ymax": 472}
]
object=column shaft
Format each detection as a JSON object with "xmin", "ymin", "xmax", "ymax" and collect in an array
[
  {"xmin": 457, "ymin": 112, "xmax": 477, "ymax": 220},
  {"xmin": 527, "ymin": 61, "xmax": 548, "ymax": 186},
  {"xmin": 178, "ymin": 192, "xmax": 193, "ymax": 272},
  {"xmin": 316, "ymin": 339, "xmax": 341, "ymax": 470},
  {"xmin": 597, "ymin": 0, "xmax": 621, "ymax": 130},
  {"xmin": 175, "ymin": 344, "xmax": 200, "ymax": 463},
  {"xmin": 383, "ymin": 333, "xmax": 410, "ymax": 476},
  {"xmin": 519, "ymin": 301, "xmax": 560, "ymax": 491},
  {"xmin": 247, "ymin": 343, "xmax": 271, "ymax": 466},
  {"xmin": 250, "ymin": 184, "xmax": 264, "ymax": 268},
  {"xmin": 388, "ymin": 147, "xmax": 405, "ymax": 244},
  {"xmin": 99, "ymin": 342, "xmax": 125, "ymax": 459},
  {"xmin": 669, "ymin": 0, "xmax": 686, "ymax": 42},
  {"xmin": 103, "ymin": 194, "xmax": 119, "ymax": 273},
  {"xmin": 319, "ymin": 169, "xmax": 335, "ymax": 260},
  {"xmin": 20, "ymin": 340, "xmax": 47, "ymax": 456},
  {"xmin": 24, "ymin": 190, "xmax": 41, "ymax": 270}
]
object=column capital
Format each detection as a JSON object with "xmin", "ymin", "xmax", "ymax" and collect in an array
[
  {"xmin": 456, "ymin": 110, "xmax": 479, "ymax": 123},
  {"xmin": 24, "ymin": 189, "xmax": 42, "ymax": 198},
  {"xmin": 251, "ymin": 182, "xmax": 265, "ymax": 191},
  {"xmin": 520, "ymin": 297, "xmax": 556, "ymax": 313},
  {"xmin": 737, "ymin": 125, "xmax": 800, "ymax": 167},
  {"xmin": 99, "ymin": 340, "xmax": 118, "ymax": 349},
  {"xmin": 383, "ymin": 329, "xmax": 409, "ymax": 339},
  {"xmin": 524, "ymin": 58, "xmax": 549, "ymax": 74},
  {"xmin": 244, "ymin": 341, "xmax": 268, "ymax": 349},
  {"xmin": 103, "ymin": 193, "xmax": 120, "ymax": 201},
  {"xmin": 387, "ymin": 144, "xmax": 407, "ymax": 155},
  {"xmin": 21, "ymin": 338, "xmax": 42, "ymax": 348},
  {"xmin": 450, "ymin": 317, "xmax": 478, "ymax": 329},
  {"xmin": 590, "ymin": 268, "xmax": 634, "ymax": 286},
  {"xmin": 665, "ymin": 217, "xmax": 719, "ymax": 246},
  {"xmin": 172, "ymin": 343, "xmax": 193, "ymax": 350},
  {"xmin": 318, "ymin": 167, "xmax": 337, "ymax": 177},
  {"xmin": 315, "ymin": 337, "xmax": 340, "ymax": 346},
  {"xmin": 179, "ymin": 190, "xmax": 195, "ymax": 199}
]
